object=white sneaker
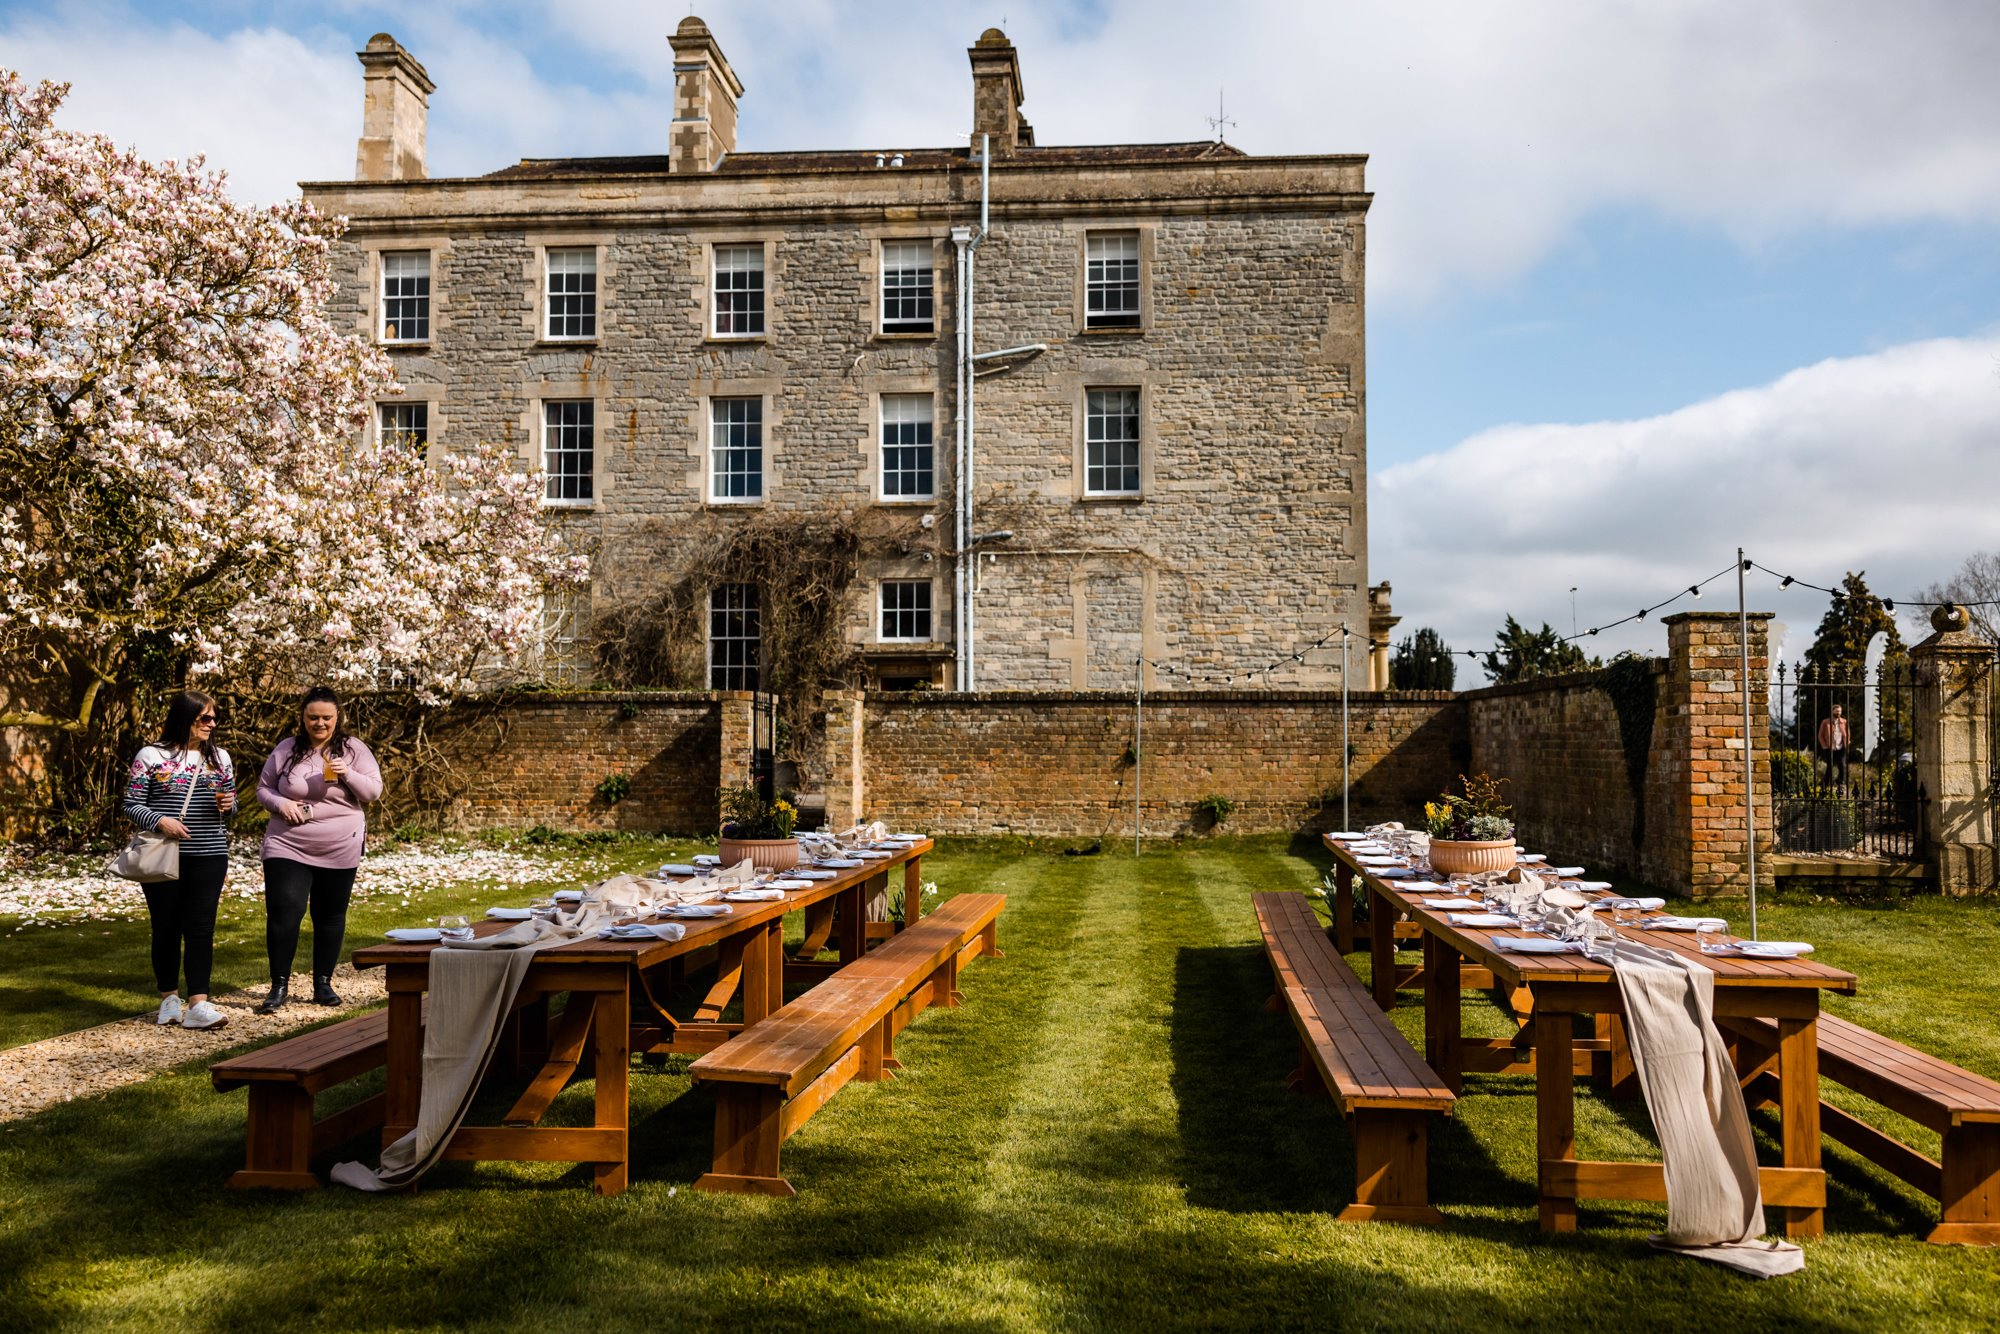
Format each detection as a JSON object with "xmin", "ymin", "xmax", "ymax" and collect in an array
[
  {"xmin": 156, "ymin": 995, "xmax": 183, "ymax": 1026},
  {"xmin": 181, "ymin": 999, "xmax": 227, "ymax": 1031}
]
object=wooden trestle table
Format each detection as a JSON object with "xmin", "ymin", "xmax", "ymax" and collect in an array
[
  {"xmin": 1321, "ymin": 835, "xmax": 1857, "ymax": 1237},
  {"xmin": 349, "ymin": 840, "xmax": 932, "ymax": 1196}
]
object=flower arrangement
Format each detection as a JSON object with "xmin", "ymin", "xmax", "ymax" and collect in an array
[
  {"xmin": 719, "ymin": 785, "xmax": 798, "ymax": 841},
  {"xmin": 1423, "ymin": 773, "xmax": 1514, "ymax": 843}
]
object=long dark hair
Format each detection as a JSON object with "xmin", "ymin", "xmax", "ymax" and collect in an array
[
  {"xmin": 279, "ymin": 686, "xmax": 352, "ymax": 778},
  {"xmin": 157, "ymin": 690, "xmax": 221, "ymax": 770}
]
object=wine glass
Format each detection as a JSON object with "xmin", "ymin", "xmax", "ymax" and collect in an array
[{"xmin": 438, "ymin": 914, "xmax": 472, "ymax": 942}]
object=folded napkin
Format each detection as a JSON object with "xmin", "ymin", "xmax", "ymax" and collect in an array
[
  {"xmin": 654, "ymin": 881, "xmax": 721, "ymax": 907},
  {"xmin": 788, "ymin": 868, "xmax": 837, "ymax": 880},
  {"xmin": 767, "ymin": 879, "xmax": 813, "ymax": 891},
  {"xmin": 1551, "ymin": 866, "xmax": 1587, "ymax": 877},
  {"xmin": 657, "ymin": 903, "xmax": 732, "ymax": 919},
  {"xmin": 717, "ymin": 860, "xmax": 757, "ymax": 885},
  {"xmin": 1730, "ymin": 940, "xmax": 1815, "ymax": 958},
  {"xmin": 385, "ymin": 927, "xmax": 442, "ymax": 942},
  {"xmin": 1401, "ymin": 880, "xmax": 1452, "ymax": 891},
  {"xmin": 485, "ymin": 907, "xmax": 532, "ymax": 921},
  {"xmin": 692, "ymin": 854, "xmax": 720, "ymax": 866},
  {"xmin": 552, "ymin": 890, "xmax": 583, "ymax": 902},
  {"xmin": 724, "ymin": 887, "xmax": 788, "ymax": 902},
  {"xmin": 1422, "ymin": 897, "xmax": 1485, "ymax": 910},
  {"xmin": 1642, "ymin": 916, "xmax": 1730, "ymax": 932},
  {"xmin": 1329, "ymin": 831, "xmax": 1367, "ymax": 840},
  {"xmin": 1449, "ymin": 912, "xmax": 1518, "ymax": 927},
  {"xmin": 1376, "ymin": 868, "xmax": 1417, "ymax": 879},
  {"xmin": 1518, "ymin": 853, "xmax": 1548, "ymax": 863},
  {"xmin": 658, "ymin": 863, "xmax": 697, "ymax": 876},
  {"xmin": 854, "ymin": 849, "xmax": 892, "ymax": 860},
  {"xmin": 1491, "ymin": 935, "xmax": 1586, "ymax": 954},
  {"xmin": 598, "ymin": 921, "xmax": 688, "ymax": 941},
  {"xmin": 1601, "ymin": 896, "xmax": 1667, "ymax": 911},
  {"xmin": 1574, "ymin": 881, "xmax": 1615, "ymax": 892},
  {"xmin": 818, "ymin": 858, "xmax": 863, "ymax": 868}
]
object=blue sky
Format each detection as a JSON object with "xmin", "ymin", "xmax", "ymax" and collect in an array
[{"xmin": 10, "ymin": 0, "xmax": 2000, "ymax": 666}]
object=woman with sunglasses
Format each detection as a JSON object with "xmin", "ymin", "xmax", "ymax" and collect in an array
[
  {"xmin": 122, "ymin": 690, "xmax": 237, "ymax": 1031},
  {"xmin": 254, "ymin": 687, "xmax": 383, "ymax": 1010}
]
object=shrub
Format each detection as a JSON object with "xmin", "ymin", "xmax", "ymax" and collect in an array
[
  {"xmin": 594, "ymin": 774, "xmax": 632, "ymax": 805},
  {"xmin": 1193, "ymin": 794, "xmax": 1235, "ymax": 827}
]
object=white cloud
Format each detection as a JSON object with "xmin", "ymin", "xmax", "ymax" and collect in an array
[
  {"xmin": 1373, "ymin": 334, "xmax": 2000, "ymax": 669},
  {"xmin": 10, "ymin": 2, "xmax": 2000, "ymax": 301}
]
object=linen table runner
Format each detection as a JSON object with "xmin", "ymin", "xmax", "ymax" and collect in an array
[{"xmin": 1611, "ymin": 938, "xmax": 1804, "ymax": 1278}]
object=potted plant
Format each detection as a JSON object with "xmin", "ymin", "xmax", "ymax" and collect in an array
[
  {"xmin": 1422, "ymin": 773, "xmax": 1517, "ymax": 876},
  {"xmin": 718, "ymin": 785, "xmax": 801, "ymax": 870}
]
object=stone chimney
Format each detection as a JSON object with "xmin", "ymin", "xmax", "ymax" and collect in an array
[
  {"xmin": 354, "ymin": 34, "xmax": 434, "ymax": 181},
  {"xmin": 669, "ymin": 16, "xmax": 744, "ymax": 173},
  {"xmin": 969, "ymin": 28, "xmax": 1032, "ymax": 156}
]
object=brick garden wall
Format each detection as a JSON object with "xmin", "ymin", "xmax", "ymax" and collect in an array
[
  {"xmin": 427, "ymin": 693, "xmax": 720, "ymax": 833},
  {"xmin": 837, "ymin": 690, "xmax": 1464, "ymax": 837}
]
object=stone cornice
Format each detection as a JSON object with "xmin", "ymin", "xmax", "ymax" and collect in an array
[{"xmin": 302, "ymin": 155, "xmax": 1371, "ymax": 232}]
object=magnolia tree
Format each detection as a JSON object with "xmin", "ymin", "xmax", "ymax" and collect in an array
[{"xmin": 0, "ymin": 71, "xmax": 584, "ymax": 823}]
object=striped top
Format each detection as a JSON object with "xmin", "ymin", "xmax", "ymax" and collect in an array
[{"xmin": 124, "ymin": 746, "xmax": 236, "ymax": 860}]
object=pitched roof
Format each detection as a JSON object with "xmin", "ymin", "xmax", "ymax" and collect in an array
[{"xmin": 481, "ymin": 140, "xmax": 1249, "ymax": 181}]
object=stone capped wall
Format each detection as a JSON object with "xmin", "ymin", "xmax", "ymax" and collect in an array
[{"xmin": 841, "ymin": 689, "xmax": 1462, "ymax": 836}]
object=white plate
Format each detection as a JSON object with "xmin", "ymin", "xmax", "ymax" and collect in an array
[
  {"xmin": 1643, "ymin": 916, "xmax": 1728, "ymax": 932},
  {"xmin": 1736, "ymin": 940, "xmax": 1815, "ymax": 958},
  {"xmin": 486, "ymin": 907, "xmax": 531, "ymax": 920},
  {"xmin": 1490, "ymin": 935, "xmax": 1583, "ymax": 954},
  {"xmin": 385, "ymin": 927, "xmax": 442, "ymax": 943},
  {"xmin": 658, "ymin": 864, "xmax": 697, "ymax": 876}
]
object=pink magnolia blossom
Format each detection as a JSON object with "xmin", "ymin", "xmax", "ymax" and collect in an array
[{"xmin": 0, "ymin": 71, "xmax": 584, "ymax": 724}]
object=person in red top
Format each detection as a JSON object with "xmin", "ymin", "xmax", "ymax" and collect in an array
[{"xmin": 1817, "ymin": 704, "xmax": 1851, "ymax": 789}]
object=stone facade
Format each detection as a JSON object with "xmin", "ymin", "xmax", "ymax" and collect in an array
[{"xmin": 301, "ymin": 20, "xmax": 1373, "ymax": 696}]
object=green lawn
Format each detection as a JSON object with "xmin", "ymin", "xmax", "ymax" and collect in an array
[{"xmin": 2, "ymin": 835, "xmax": 1998, "ymax": 1331}]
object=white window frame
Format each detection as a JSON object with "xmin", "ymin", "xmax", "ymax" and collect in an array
[
  {"xmin": 708, "ymin": 584, "xmax": 761, "ymax": 690},
  {"xmin": 878, "ymin": 580, "xmax": 934, "ymax": 643},
  {"xmin": 1084, "ymin": 231, "xmax": 1142, "ymax": 331},
  {"xmin": 879, "ymin": 240, "xmax": 935, "ymax": 335},
  {"xmin": 877, "ymin": 393, "xmax": 935, "ymax": 502},
  {"xmin": 708, "ymin": 396, "xmax": 765, "ymax": 503},
  {"xmin": 711, "ymin": 244, "xmax": 766, "ymax": 338},
  {"xmin": 541, "ymin": 399, "xmax": 596, "ymax": 507},
  {"xmin": 377, "ymin": 401, "xmax": 429, "ymax": 451},
  {"xmin": 380, "ymin": 250, "xmax": 431, "ymax": 344},
  {"xmin": 544, "ymin": 247, "xmax": 598, "ymax": 342},
  {"xmin": 1084, "ymin": 388, "xmax": 1142, "ymax": 497}
]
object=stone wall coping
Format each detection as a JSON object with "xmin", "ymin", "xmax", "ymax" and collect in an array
[
  {"xmin": 862, "ymin": 689, "xmax": 1456, "ymax": 706},
  {"xmin": 1660, "ymin": 610, "xmax": 1776, "ymax": 626},
  {"xmin": 473, "ymin": 689, "xmax": 719, "ymax": 705},
  {"xmin": 1457, "ymin": 661, "xmax": 1664, "ymax": 704}
]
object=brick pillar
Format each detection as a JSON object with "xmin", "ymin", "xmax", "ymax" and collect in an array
[
  {"xmin": 1659, "ymin": 610, "xmax": 1775, "ymax": 899},
  {"xmin": 717, "ymin": 691, "xmax": 755, "ymax": 791},
  {"xmin": 1912, "ymin": 606, "xmax": 1996, "ymax": 895},
  {"xmin": 823, "ymin": 691, "xmax": 866, "ymax": 829}
]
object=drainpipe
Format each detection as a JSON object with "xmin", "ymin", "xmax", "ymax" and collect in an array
[
  {"xmin": 951, "ymin": 133, "xmax": 991, "ymax": 691},
  {"xmin": 950, "ymin": 224, "xmax": 972, "ymax": 690},
  {"xmin": 966, "ymin": 132, "xmax": 990, "ymax": 690}
]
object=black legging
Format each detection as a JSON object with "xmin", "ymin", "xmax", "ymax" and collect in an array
[
  {"xmin": 263, "ymin": 857, "xmax": 358, "ymax": 981},
  {"xmin": 142, "ymin": 855, "xmax": 227, "ymax": 996}
]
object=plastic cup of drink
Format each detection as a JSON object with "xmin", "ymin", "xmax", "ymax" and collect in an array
[{"xmin": 323, "ymin": 754, "xmax": 338, "ymax": 782}]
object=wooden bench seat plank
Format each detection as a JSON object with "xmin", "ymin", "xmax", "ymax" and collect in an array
[{"xmin": 1303, "ymin": 984, "xmax": 1455, "ymax": 1109}]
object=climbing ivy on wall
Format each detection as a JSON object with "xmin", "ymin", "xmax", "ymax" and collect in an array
[{"xmin": 1594, "ymin": 653, "xmax": 1659, "ymax": 850}]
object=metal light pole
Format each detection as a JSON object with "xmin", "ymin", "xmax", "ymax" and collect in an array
[
  {"xmin": 1133, "ymin": 654, "xmax": 1144, "ymax": 855},
  {"xmin": 1341, "ymin": 628, "xmax": 1351, "ymax": 831},
  {"xmin": 1739, "ymin": 547, "xmax": 1758, "ymax": 939}
]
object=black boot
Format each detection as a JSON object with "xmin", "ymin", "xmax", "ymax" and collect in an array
[
  {"xmin": 312, "ymin": 975, "xmax": 341, "ymax": 1007},
  {"xmin": 256, "ymin": 980, "xmax": 289, "ymax": 1014}
]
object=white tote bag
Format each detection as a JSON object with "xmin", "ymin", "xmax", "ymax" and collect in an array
[{"xmin": 110, "ymin": 757, "xmax": 200, "ymax": 883}]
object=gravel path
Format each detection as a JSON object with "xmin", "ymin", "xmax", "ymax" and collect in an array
[{"xmin": 0, "ymin": 966, "xmax": 389, "ymax": 1123}]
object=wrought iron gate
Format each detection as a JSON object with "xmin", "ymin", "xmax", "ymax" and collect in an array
[
  {"xmin": 750, "ymin": 690, "xmax": 778, "ymax": 803},
  {"xmin": 1769, "ymin": 658, "xmax": 1924, "ymax": 858}
]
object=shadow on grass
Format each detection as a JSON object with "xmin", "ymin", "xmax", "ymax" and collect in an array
[{"xmin": 1169, "ymin": 944, "xmax": 1520, "ymax": 1226}]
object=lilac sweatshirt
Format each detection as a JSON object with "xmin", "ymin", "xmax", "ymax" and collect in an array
[{"xmin": 257, "ymin": 736, "xmax": 383, "ymax": 869}]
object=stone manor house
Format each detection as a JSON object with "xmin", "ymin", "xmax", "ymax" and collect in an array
[{"xmin": 305, "ymin": 19, "xmax": 1392, "ymax": 693}]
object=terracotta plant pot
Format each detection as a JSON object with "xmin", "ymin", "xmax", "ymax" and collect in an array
[
  {"xmin": 717, "ymin": 835, "xmax": 800, "ymax": 872},
  {"xmin": 1425, "ymin": 838, "xmax": 1517, "ymax": 877}
]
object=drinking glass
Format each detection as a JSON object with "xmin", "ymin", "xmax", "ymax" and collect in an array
[
  {"xmin": 322, "ymin": 751, "xmax": 338, "ymax": 782},
  {"xmin": 1611, "ymin": 902, "xmax": 1640, "ymax": 929},
  {"xmin": 1696, "ymin": 922, "xmax": 1728, "ymax": 955},
  {"xmin": 438, "ymin": 914, "xmax": 472, "ymax": 942}
]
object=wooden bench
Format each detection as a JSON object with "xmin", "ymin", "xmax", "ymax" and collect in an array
[
  {"xmin": 689, "ymin": 893, "xmax": 1005, "ymax": 1196},
  {"xmin": 1253, "ymin": 891, "xmax": 1455, "ymax": 1225},
  {"xmin": 1721, "ymin": 1012, "xmax": 2000, "ymax": 1246},
  {"xmin": 210, "ymin": 1008, "xmax": 410, "ymax": 1190}
]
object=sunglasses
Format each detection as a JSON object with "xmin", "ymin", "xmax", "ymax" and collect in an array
[{"xmin": 195, "ymin": 715, "xmax": 217, "ymax": 725}]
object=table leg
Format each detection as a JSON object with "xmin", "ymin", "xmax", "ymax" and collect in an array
[
  {"xmin": 383, "ymin": 974, "xmax": 423, "ymax": 1146},
  {"xmin": 1423, "ymin": 934, "xmax": 1463, "ymax": 1093},
  {"xmin": 742, "ymin": 919, "xmax": 782, "ymax": 1024},
  {"xmin": 836, "ymin": 883, "xmax": 865, "ymax": 963},
  {"xmin": 592, "ymin": 982, "xmax": 630, "ymax": 1197},
  {"xmin": 1536, "ymin": 1009, "xmax": 1578, "ymax": 1232},
  {"xmin": 1369, "ymin": 885, "xmax": 1397, "ymax": 1012},
  {"xmin": 1334, "ymin": 862, "xmax": 1355, "ymax": 955},
  {"xmin": 1777, "ymin": 1013, "xmax": 1824, "ymax": 1239}
]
